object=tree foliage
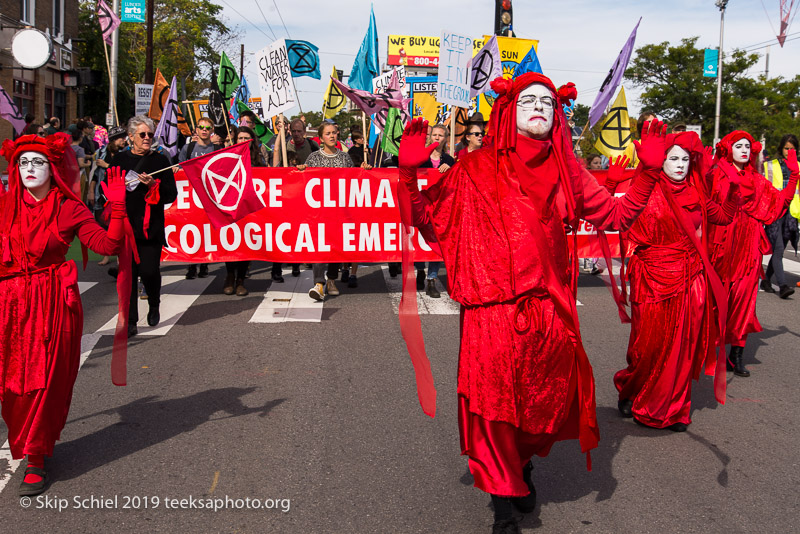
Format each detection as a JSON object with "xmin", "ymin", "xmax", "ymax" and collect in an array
[
  {"xmin": 77, "ymin": 0, "xmax": 239, "ymax": 123},
  {"xmin": 623, "ymin": 36, "xmax": 800, "ymax": 151}
]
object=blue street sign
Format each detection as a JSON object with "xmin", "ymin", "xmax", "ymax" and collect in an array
[
  {"xmin": 120, "ymin": 0, "xmax": 146, "ymax": 23},
  {"xmin": 703, "ymin": 49, "xmax": 718, "ymax": 78}
]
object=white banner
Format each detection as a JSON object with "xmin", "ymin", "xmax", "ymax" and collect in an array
[
  {"xmin": 256, "ymin": 39, "xmax": 298, "ymax": 118},
  {"xmin": 372, "ymin": 66, "xmax": 408, "ymax": 97},
  {"xmin": 135, "ymin": 84, "xmax": 153, "ymax": 116}
]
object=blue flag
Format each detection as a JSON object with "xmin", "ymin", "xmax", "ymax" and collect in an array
[
  {"xmin": 514, "ymin": 46, "xmax": 543, "ymax": 77},
  {"xmin": 286, "ymin": 40, "xmax": 321, "ymax": 80},
  {"xmin": 231, "ymin": 76, "xmax": 251, "ymax": 122},
  {"xmin": 348, "ymin": 5, "xmax": 379, "ymax": 92}
]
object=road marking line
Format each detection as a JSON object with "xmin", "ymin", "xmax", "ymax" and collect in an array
[
  {"xmin": 381, "ymin": 266, "xmax": 460, "ymax": 315},
  {"xmin": 209, "ymin": 471, "xmax": 220, "ymax": 494},
  {"xmin": 249, "ymin": 268, "xmax": 323, "ymax": 323},
  {"xmin": 96, "ymin": 275, "xmax": 213, "ymax": 336},
  {"xmin": 78, "ymin": 281, "xmax": 97, "ymax": 294}
]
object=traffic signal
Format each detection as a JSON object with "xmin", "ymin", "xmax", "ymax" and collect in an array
[{"xmin": 494, "ymin": 0, "xmax": 514, "ymax": 37}]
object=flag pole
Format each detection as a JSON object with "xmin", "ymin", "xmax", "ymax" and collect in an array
[
  {"xmin": 221, "ymin": 105, "xmax": 232, "ymax": 140},
  {"xmin": 102, "ymin": 41, "xmax": 119, "ymax": 125},
  {"xmin": 573, "ymin": 120, "xmax": 590, "ymax": 151},
  {"xmin": 450, "ymin": 107, "xmax": 457, "ymax": 157},
  {"xmin": 361, "ymin": 111, "xmax": 369, "ymax": 164},
  {"xmin": 279, "ymin": 113, "xmax": 289, "ymax": 166}
]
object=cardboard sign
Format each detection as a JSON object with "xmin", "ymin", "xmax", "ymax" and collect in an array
[
  {"xmin": 437, "ymin": 31, "xmax": 473, "ymax": 108},
  {"xmin": 372, "ymin": 66, "xmax": 408, "ymax": 97},
  {"xmin": 135, "ymin": 83, "xmax": 153, "ymax": 116},
  {"xmin": 256, "ymin": 39, "xmax": 297, "ymax": 117}
]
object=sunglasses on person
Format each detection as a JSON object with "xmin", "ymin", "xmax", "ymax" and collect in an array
[
  {"xmin": 467, "ymin": 132, "xmax": 484, "ymax": 137},
  {"xmin": 137, "ymin": 132, "xmax": 155, "ymax": 139},
  {"xmin": 196, "ymin": 125, "xmax": 213, "ymax": 131}
]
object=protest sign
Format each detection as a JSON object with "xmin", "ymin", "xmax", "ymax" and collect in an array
[
  {"xmin": 135, "ymin": 84, "xmax": 153, "ymax": 116},
  {"xmin": 373, "ymin": 66, "xmax": 408, "ymax": 97},
  {"xmin": 256, "ymin": 39, "xmax": 298, "ymax": 118},
  {"xmin": 436, "ymin": 30, "xmax": 473, "ymax": 108},
  {"xmin": 474, "ymin": 36, "xmax": 539, "ymax": 117},
  {"xmin": 408, "ymin": 76, "xmax": 476, "ymax": 127}
]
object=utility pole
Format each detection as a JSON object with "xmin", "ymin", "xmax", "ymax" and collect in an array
[
  {"xmin": 240, "ymin": 43, "xmax": 244, "ymax": 79},
  {"xmin": 713, "ymin": 0, "xmax": 728, "ymax": 146},
  {"xmin": 108, "ymin": 0, "xmax": 120, "ymax": 126},
  {"xmin": 765, "ymin": 45, "xmax": 770, "ymax": 79},
  {"xmin": 145, "ymin": 0, "xmax": 154, "ymax": 83}
]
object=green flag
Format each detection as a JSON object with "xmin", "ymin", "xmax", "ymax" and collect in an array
[
  {"xmin": 236, "ymin": 100, "xmax": 274, "ymax": 146},
  {"xmin": 218, "ymin": 52, "xmax": 240, "ymax": 99},
  {"xmin": 380, "ymin": 108, "xmax": 403, "ymax": 156}
]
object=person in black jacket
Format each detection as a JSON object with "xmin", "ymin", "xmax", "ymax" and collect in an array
[{"xmin": 110, "ymin": 115, "xmax": 178, "ymax": 337}]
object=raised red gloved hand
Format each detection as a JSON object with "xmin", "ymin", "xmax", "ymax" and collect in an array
[
  {"xmin": 101, "ymin": 166, "xmax": 127, "ymax": 204},
  {"xmin": 399, "ymin": 118, "xmax": 438, "ymax": 171},
  {"xmin": 785, "ymin": 148, "xmax": 799, "ymax": 175},
  {"xmin": 632, "ymin": 119, "xmax": 668, "ymax": 169},
  {"xmin": 607, "ymin": 154, "xmax": 630, "ymax": 183}
]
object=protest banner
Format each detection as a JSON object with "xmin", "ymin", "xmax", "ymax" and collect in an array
[
  {"xmin": 408, "ymin": 76, "xmax": 476, "ymax": 128},
  {"xmin": 387, "ymin": 35, "xmax": 486, "ymax": 67},
  {"xmin": 256, "ymin": 39, "xmax": 298, "ymax": 118},
  {"xmin": 474, "ymin": 36, "xmax": 539, "ymax": 117},
  {"xmin": 160, "ymin": 168, "xmax": 631, "ymax": 263},
  {"xmin": 437, "ymin": 30, "xmax": 473, "ymax": 109}
]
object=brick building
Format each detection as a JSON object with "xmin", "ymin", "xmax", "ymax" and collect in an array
[{"xmin": 0, "ymin": 0, "xmax": 80, "ymax": 147}]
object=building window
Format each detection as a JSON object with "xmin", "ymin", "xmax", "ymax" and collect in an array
[
  {"xmin": 54, "ymin": 89, "xmax": 67, "ymax": 127},
  {"xmin": 52, "ymin": 0, "xmax": 64, "ymax": 38},
  {"xmin": 45, "ymin": 88, "xmax": 53, "ymax": 121},
  {"xmin": 20, "ymin": 0, "xmax": 35, "ymax": 25},
  {"xmin": 13, "ymin": 79, "xmax": 35, "ymax": 118}
]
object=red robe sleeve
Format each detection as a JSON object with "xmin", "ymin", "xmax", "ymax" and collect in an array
[
  {"xmin": 580, "ymin": 167, "xmax": 658, "ymax": 232},
  {"xmin": 61, "ymin": 199, "xmax": 126, "ymax": 256}
]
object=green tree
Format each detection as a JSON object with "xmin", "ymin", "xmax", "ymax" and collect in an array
[
  {"xmin": 623, "ymin": 36, "xmax": 800, "ymax": 148},
  {"xmin": 77, "ymin": 0, "xmax": 239, "ymax": 123}
]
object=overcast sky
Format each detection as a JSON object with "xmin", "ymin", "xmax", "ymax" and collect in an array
[{"xmin": 213, "ymin": 0, "xmax": 799, "ymax": 116}]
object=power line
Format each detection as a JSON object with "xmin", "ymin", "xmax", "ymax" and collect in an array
[
  {"xmin": 272, "ymin": 0, "xmax": 291, "ymax": 38},
  {"xmin": 252, "ymin": 0, "xmax": 278, "ymax": 40},
  {"xmin": 217, "ymin": 0, "xmax": 274, "ymax": 41}
]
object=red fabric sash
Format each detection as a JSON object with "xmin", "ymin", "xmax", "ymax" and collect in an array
[{"xmin": 142, "ymin": 179, "xmax": 161, "ymax": 240}]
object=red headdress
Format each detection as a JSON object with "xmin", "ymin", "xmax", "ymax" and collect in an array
[
  {"xmin": 713, "ymin": 130, "xmax": 761, "ymax": 171},
  {"xmin": 0, "ymin": 133, "xmax": 87, "ymax": 266}
]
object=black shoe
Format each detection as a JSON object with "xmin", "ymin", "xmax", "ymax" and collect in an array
[
  {"xmin": 107, "ymin": 266, "xmax": 119, "ymax": 279},
  {"xmin": 492, "ymin": 518, "xmax": 521, "ymax": 534},
  {"xmin": 510, "ymin": 461, "xmax": 536, "ymax": 513},
  {"xmin": 760, "ymin": 279, "xmax": 775, "ymax": 293},
  {"xmin": 341, "ymin": 268, "xmax": 350, "ymax": 283},
  {"xmin": 291, "ymin": 265, "xmax": 301, "ymax": 277},
  {"xmin": 729, "ymin": 346, "xmax": 750, "ymax": 377},
  {"xmin": 186, "ymin": 266, "xmax": 197, "ymax": 279},
  {"xmin": 779, "ymin": 284, "xmax": 795, "ymax": 299},
  {"xmin": 388, "ymin": 263, "xmax": 399, "ymax": 278},
  {"xmin": 147, "ymin": 306, "xmax": 160, "ymax": 327},
  {"xmin": 667, "ymin": 422, "xmax": 688, "ymax": 432},
  {"xmin": 127, "ymin": 324, "xmax": 138, "ymax": 338},
  {"xmin": 348, "ymin": 274, "xmax": 358, "ymax": 288},
  {"xmin": 198, "ymin": 264, "xmax": 209, "ymax": 278},
  {"xmin": 618, "ymin": 399, "xmax": 633, "ymax": 418},
  {"xmin": 426, "ymin": 279, "xmax": 441, "ymax": 298},
  {"xmin": 271, "ymin": 271, "xmax": 284, "ymax": 283},
  {"xmin": 416, "ymin": 269, "xmax": 425, "ymax": 291},
  {"xmin": 19, "ymin": 466, "xmax": 48, "ymax": 496}
]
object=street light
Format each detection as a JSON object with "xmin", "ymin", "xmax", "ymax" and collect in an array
[{"xmin": 713, "ymin": 0, "xmax": 729, "ymax": 146}]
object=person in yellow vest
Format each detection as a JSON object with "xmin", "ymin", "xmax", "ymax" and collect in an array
[{"xmin": 763, "ymin": 134, "xmax": 800, "ymax": 298}]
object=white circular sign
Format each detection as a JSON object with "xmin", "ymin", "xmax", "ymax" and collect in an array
[{"xmin": 11, "ymin": 29, "xmax": 53, "ymax": 69}]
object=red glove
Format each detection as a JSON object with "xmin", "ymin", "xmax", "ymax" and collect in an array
[
  {"xmin": 398, "ymin": 118, "xmax": 438, "ymax": 171},
  {"xmin": 632, "ymin": 119, "xmax": 668, "ymax": 169},
  {"xmin": 101, "ymin": 166, "xmax": 127, "ymax": 204},
  {"xmin": 785, "ymin": 148, "xmax": 799, "ymax": 175},
  {"xmin": 782, "ymin": 148, "xmax": 799, "ymax": 205},
  {"xmin": 607, "ymin": 154, "xmax": 630, "ymax": 183}
]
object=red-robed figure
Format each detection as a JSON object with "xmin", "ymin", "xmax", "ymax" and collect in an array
[
  {"xmin": 612, "ymin": 132, "xmax": 738, "ymax": 431},
  {"xmin": 707, "ymin": 131, "xmax": 799, "ymax": 377},
  {"xmin": 397, "ymin": 72, "xmax": 667, "ymax": 534},
  {"xmin": 0, "ymin": 134, "xmax": 131, "ymax": 496}
]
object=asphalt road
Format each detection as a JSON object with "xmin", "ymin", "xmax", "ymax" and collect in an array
[{"xmin": 1, "ymin": 253, "xmax": 798, "ymax": 533}]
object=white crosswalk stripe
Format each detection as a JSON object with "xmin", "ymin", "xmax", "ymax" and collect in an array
[
  {"xmin": 249, "ymin": 268, "xmax": 323, "ymax": 323},
  {"xmin": 380, "ymin": 265, "xmax": 461, "ymax": 315}
]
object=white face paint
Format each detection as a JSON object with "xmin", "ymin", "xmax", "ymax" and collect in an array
[
  {"xmin": 18, "ymin": 150, "xmax": 51, "ymax": 192},
  {"xmin": 516, "ymin": 83, "xmax": 555, "ymax": 140},
  {"xmin": 663, "ymin": 145, "xmax": 690, "ymax": 182},
  {"xmin": 732, "ymin": 139, "xmax": 751, "ymax": 165}
]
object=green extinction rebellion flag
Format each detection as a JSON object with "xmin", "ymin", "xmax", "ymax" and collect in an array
[
  {"xmin": 380, "ymin": 107, "xmax": 404, "ymax": 156},
  {"xmin": 218, "ymin": 52, "xmax": 241, "ymax": 99},
  {"xmin": 236, "ymin": 100, "xmax": 274, "ymax": 146}
]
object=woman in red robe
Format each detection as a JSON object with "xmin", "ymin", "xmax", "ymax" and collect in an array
[
  {"xmin": 0, "ymin": 133, "xmax": 130, "ymax": 496},
  {"xmin": 613, "ymin": 132, "xmax": 738, "ymax": 431},
  {"xmin": 397, "ymin": 72, "xmax": 667, "ymax": 534},
  {"xmin": 708, "ymin": 131, "xmax": 799, "ymax": 377}
]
